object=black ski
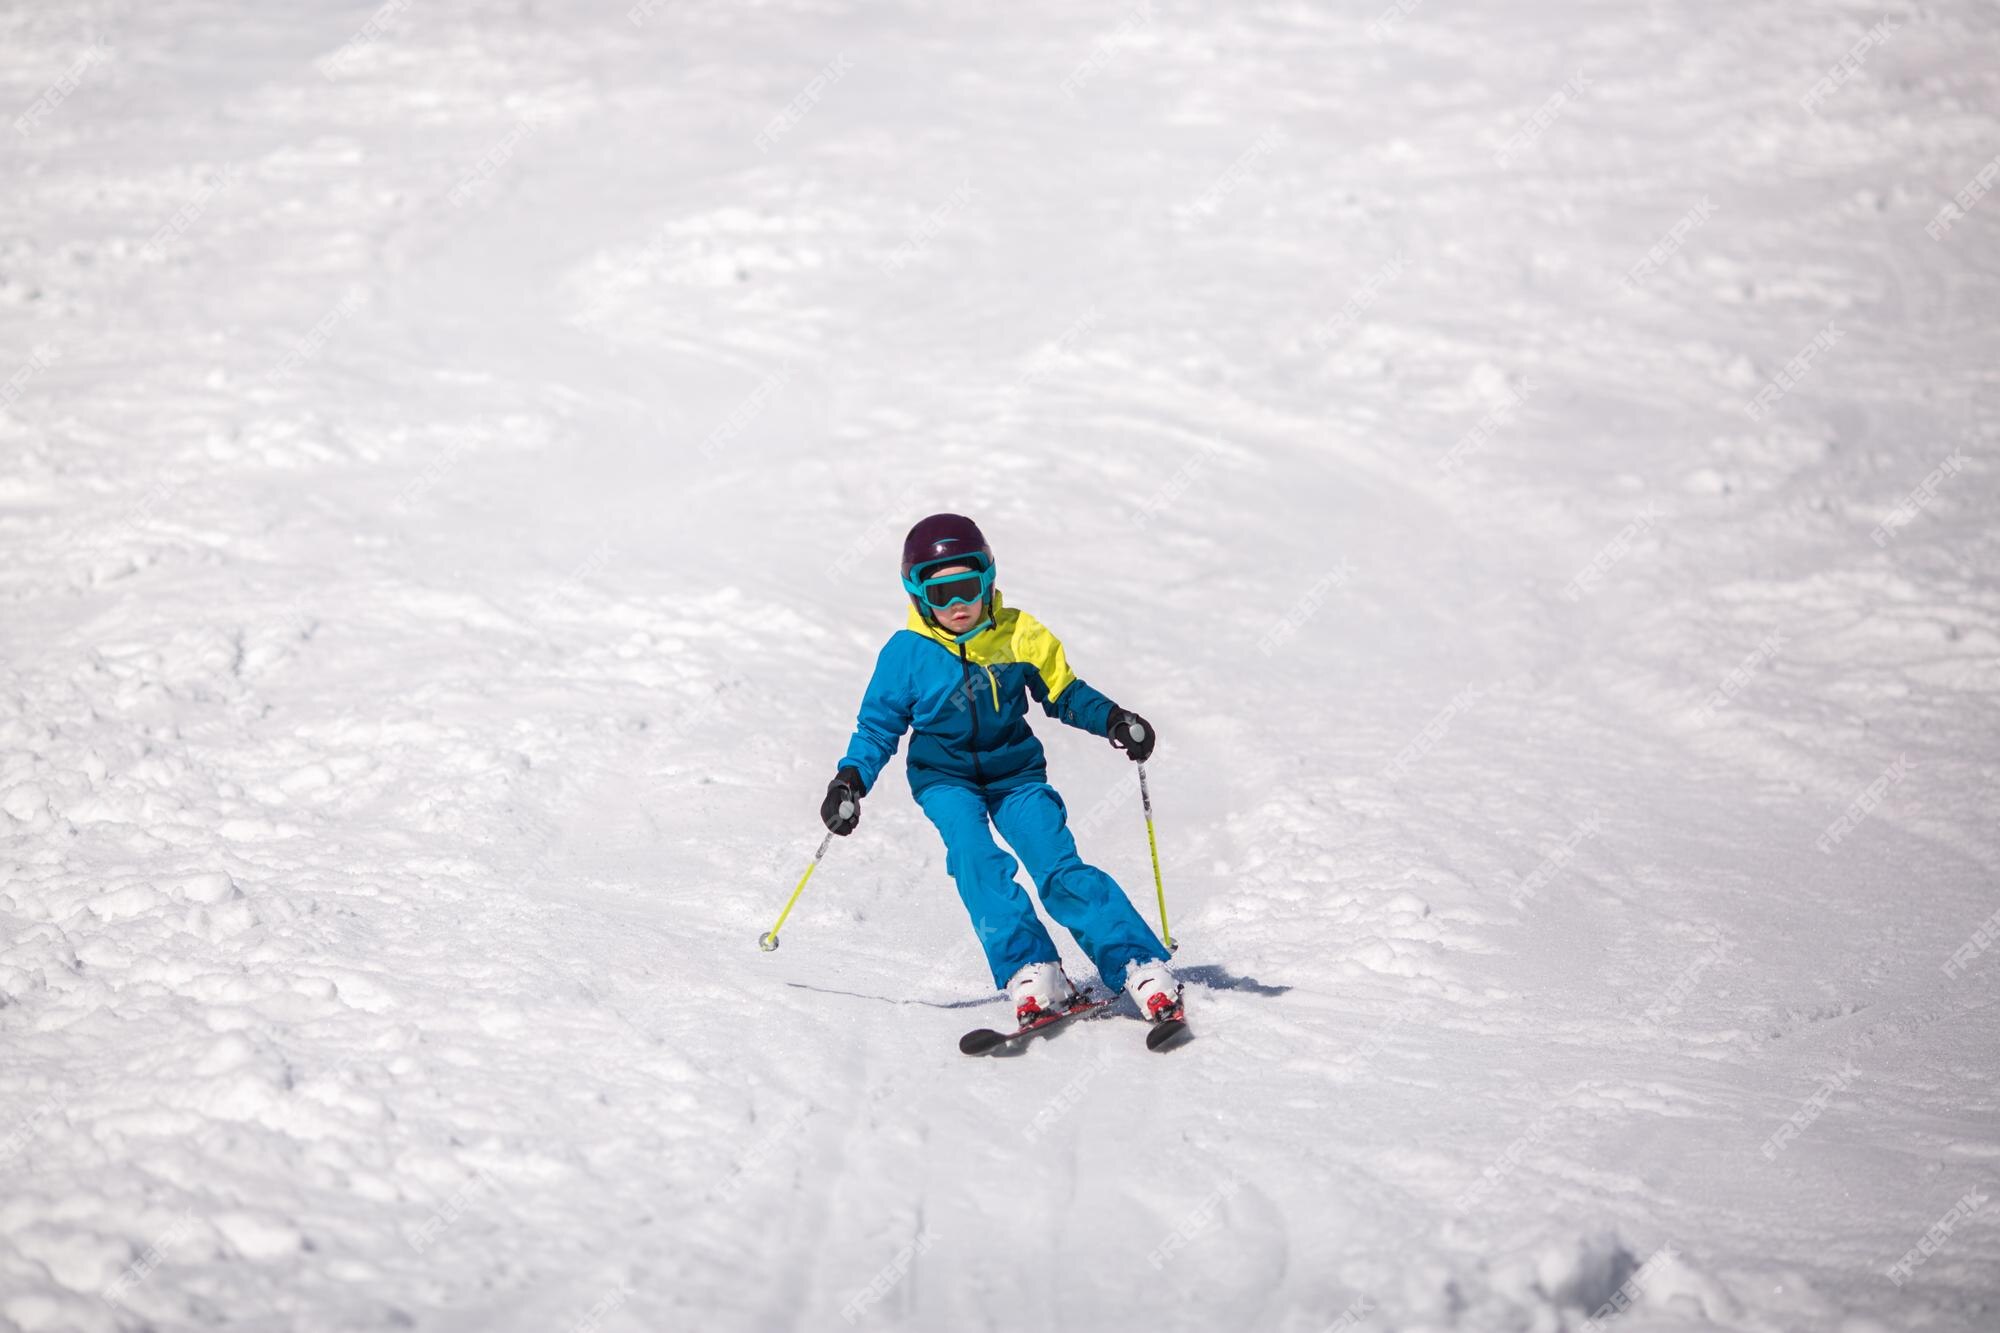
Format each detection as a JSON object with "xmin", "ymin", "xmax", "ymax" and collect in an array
[
  {"xmin": 960, "ymin": 992, "xmax": 1195, "ymax": 1055},
  {"xmin": 959, "ymin": 994, "xmax": 1111, "ymax": 1056}
]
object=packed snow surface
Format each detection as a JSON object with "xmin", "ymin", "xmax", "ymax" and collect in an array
[{"xmin": 3, "ymin": 0, "xmax": 1998, "ymax": 1330}]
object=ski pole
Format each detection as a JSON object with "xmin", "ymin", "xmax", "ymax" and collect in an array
[
  {"xmin": 759, "ymin": 811, "xmax": 849, "ymax": 951},
  {"xmin": 1136, "ymin": 756, "xmax": 1177, "ymax": 955}
]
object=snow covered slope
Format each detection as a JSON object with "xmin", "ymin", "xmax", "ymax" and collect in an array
[{"xmin": 3, "ymin": 0, "xmax": 1997, "ymax": 1329}]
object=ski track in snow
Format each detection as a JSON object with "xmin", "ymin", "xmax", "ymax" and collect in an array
[{"xmin": 3, "ymin": 0, "xmax": 1999, "ymax": 1329}]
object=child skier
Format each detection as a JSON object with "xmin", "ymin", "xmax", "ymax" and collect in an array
[{"xmin": 819, "ymin": 512, "xmax": 1183, "ymax": 1031}]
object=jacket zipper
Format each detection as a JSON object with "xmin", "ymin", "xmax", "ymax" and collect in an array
[{"xmin": 959, "ymin": 643, "xmax": 988, "ymax": 788}]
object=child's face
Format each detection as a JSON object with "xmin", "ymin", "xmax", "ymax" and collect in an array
[{"xmin": 927, "ymin": 564, "xmax": 985, "ymax": 635}]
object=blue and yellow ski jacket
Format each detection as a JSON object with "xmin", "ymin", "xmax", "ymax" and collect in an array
[{"xmin": 838, "ymin": 591, "xmax": 1118, "ymax": 799}]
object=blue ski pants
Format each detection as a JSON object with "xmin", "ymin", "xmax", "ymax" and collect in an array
[{"xmin": 915, "ymin": 779, "xmax": 1167, "ymax": 993}]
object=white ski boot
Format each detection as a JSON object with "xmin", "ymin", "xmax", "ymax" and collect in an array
[
  {"xmin": 1006, "ymin": 960, "xmax": 1078, "ymax": 1028},
  {"xmin": 1123, "ymin": 959, "xmax": 1183, "ymax": 1023}
]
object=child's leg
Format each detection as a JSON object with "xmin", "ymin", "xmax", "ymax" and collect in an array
[
  {"xmin": 989, "ymin": 782, "xmax": 1168, "ymax": 993},
  {"xmin": 916, "ymin": 782, "xmax": 1062, "ymax": 990}
]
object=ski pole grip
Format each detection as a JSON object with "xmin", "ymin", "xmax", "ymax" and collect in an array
[
  {"xmin": 839, "ymin": 800, "xmax": 855, "ymax": 820},
  {"xmin": 1128, "ymin": 723, "xmax": 1146, "ymax": 743}
]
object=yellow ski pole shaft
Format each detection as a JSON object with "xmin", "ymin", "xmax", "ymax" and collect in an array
[
  {"xmin": 759, "ymin": 818, "xmax": 845, "ymax": 952},
  {"xmin": 1137, "ymin": 758, "xmax": 1177, "ymax": 954}
]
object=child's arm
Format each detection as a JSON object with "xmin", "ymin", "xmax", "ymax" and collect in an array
[
  {"xmin": 821, "ymin": 642, "xmax": 913, "ymax": 836},
  {"xmin": 836, "ymin": 639, "xmax": 914, "ymax": 796},
  {"xmin": 1015, "ymin": 613, "xmax": 1153, "ymax": 758}
]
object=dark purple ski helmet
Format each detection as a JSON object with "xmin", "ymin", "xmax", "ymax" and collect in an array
[
  {"xmin": 900, "ymin": 513, "xmax": 996, "ymax": 622},
  {"xmin": 900, "ymin": 513, "xmax": 992, "ymax": 585}
]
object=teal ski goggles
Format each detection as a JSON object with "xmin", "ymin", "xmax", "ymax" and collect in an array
[{"xmin": 904, "ymin": 558, "xmax": 994, "ymax": 610}]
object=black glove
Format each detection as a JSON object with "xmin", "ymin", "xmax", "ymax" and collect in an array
[
  {"xmin": 820, "ymin": 767, "xmax": 863, "ymax": 835},
  {"xmin": 1107, "ymin": 708, "xmax": 1156, "ymax": 762}
]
